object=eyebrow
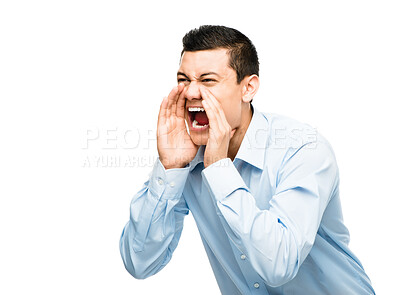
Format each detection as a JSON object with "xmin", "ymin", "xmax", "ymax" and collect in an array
[{"xmin": 177, "ymin": 71, "xmax": 221, "ymax": 79}]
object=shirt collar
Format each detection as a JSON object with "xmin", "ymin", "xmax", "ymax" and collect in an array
[
  {"xmin": 188, "ymin": 145, "xmax": 205, "ymax": 172},
  {"xmin": 234, "ymin": 105, "xmax": 268, "ymax": 170},
  {"xmin": 189, "ymin": 105, "xmax": 269, "ymax": 172}
]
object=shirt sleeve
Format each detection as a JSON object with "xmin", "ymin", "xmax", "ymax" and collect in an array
[
  {"xmin": 119, "ymin": 157, "xmax": 190, "ymax": 279},
  {"xmin": 201, "ymin": 141, "xmax": 339, "ymax": 287}
]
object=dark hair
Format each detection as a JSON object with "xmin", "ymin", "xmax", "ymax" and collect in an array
[{"xmin": 181, "ymin": 25, "xmax": 259, "ymax": 84}]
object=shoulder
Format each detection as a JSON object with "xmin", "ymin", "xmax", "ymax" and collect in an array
[
  {"xmin": 258, "ymin": 111, "xmax": 331, "ymax": 151},
  {"xmin": 254, "ymin": 110, "xmax": 337, "ymax": 172}
]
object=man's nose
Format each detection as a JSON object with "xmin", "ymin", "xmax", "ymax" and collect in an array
[{"xmin": 185, "ymin": 81, "xmax": 202, "ymax": 101}]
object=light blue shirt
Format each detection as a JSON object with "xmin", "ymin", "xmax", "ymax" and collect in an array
[{"xmin": 120, "ymin": 106, "xmax": 375, "ymax": 294}]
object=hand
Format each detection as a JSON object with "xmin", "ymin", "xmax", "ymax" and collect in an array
[
  {"xmin": 199, "ymin": 86, "xmax": 236, "ymax": 168},
  {"xmin": 157, "ymin": 83, "xmax": 200, "ymax": 169}
]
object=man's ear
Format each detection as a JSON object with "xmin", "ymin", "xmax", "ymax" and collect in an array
[{"xmin": 241, "ymin": 74, "xmax": 259, "ymax": 103}]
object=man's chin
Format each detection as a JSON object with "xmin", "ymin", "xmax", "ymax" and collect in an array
[{"xmin": 190, "ymin": 133, "xmax": 208, "ymax": 146}]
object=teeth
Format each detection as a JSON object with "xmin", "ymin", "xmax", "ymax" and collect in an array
[
  {"xmin": 188, "ymin": 107, "xmax": 205, "ymax": 112},
  {"xmin": 192, "ymin": 119, "xmax": 208, "ymax": 129}
]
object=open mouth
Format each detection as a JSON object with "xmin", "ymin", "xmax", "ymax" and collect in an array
[{"xmin": 187, "ymin": 106, "xmax": 209, "ymax": 130}]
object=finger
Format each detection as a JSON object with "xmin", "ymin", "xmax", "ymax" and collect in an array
[
  {"xmin": 200, "ymin": 88, "xmax": 222, "ymax": 132},
  {"xmin": 158, "ymin": 96, "xmax": 168, "ymax": 125},
  {"xmin": 201, "ymin": 99, "xmax": 222, "ymax": 136},
  {"xmin": 166, "ymin": 85, "xmax": 179, "ymax": 119},
  {"xmin": 205, "ymin": 87, "xmax": 232, "ymax": 133},
  {"xmin": 230, "ymin": 128, "xmax": 236, "ymax": 139},
  {"xmin": 202, "ymin": 100, "xmax": 227, "ymax": 146},
  {"xmin": 200, "ymin": 87, "xmax": 234, "ymax": 143},
  {"xmin": 200, "ymin": 86, "xmax": 227, "ymax": 123},
  {"xmin": 170, "ymin": 83, "xmax": 185, "ymax": 116},
  {"xmin": 200, "ymin": 87, "xmax": 225, "ymax": 131},
  {"xmin": 176, "ymin": 86, "xmax": 187, "ymax": 118}
]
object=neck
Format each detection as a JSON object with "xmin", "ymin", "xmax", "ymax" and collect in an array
[{"xmin": 227, "ymin": 104, "xmax": 253, "ymax": 161}]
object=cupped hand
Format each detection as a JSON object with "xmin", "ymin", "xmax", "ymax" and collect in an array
[
  {"xmin": 199, "ymin": 86, "xmax": 236, "ymax": 168},
  {"xmin": 157, "ymin": 83, "xmax": 199, "ymax": 169}
]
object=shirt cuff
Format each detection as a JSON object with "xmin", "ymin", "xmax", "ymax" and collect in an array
[
  {"xmin": 148, "ymin": 157, "xmax": 190, "ymax": 200},
  {"xmin": 201, "ymin": 158, "xmax": 247, "ymax": 202}
]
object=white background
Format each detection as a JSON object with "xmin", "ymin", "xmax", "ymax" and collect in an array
[{"xmin": 1, "ymin": 1, "xmax": 399, "ymax": 294}]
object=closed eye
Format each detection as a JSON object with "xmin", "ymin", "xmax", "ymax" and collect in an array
[{"xmin": 177, "ymin": 78, "xmax": 217, "ymax": 85}]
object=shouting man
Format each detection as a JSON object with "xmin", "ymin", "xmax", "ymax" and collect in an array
[{"xmin": 120, "ymin": 25, "xmax": 375, "ymax": 295}]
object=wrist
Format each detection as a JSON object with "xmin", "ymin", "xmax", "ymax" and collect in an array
[
  {"xmin": 160, "ymin": 158, "xmax": 188, "ymax": 170},
  {"xmin": 149, "ymin": 158, "xmax": 191, "ymax": 200},
  {"xmin": 204, "ymin": 155, "xmax": 228, "ymax": 168}
]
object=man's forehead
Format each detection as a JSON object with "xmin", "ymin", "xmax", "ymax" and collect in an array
[{"xmin": 178, "ymin": 49, "xmax": 231, "ymax": 76}]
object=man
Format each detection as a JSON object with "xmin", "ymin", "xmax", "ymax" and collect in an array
[{"xmin": 120, "ymin": 25, "xmax": 375, "ymax": 294}]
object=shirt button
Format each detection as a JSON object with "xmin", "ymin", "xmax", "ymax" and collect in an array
[
  {"xmin": 157, "ymin": 178, "xmax": 164, "ymax": 185},
  {"xmin": 169, "ymin": 181, "xmax": 175, "ymax": 188},
  {"xmin": 240, "ymin": 254, "xmax": 246, "ymax": 260},
  {"xmin": 253, "ymin": 283, "xmax": 260, "ymax": 289}
]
